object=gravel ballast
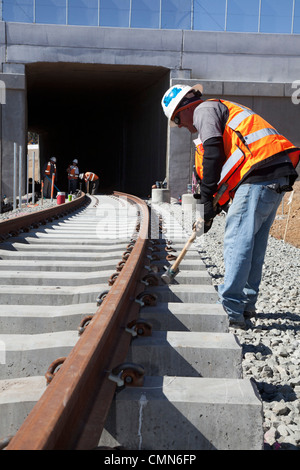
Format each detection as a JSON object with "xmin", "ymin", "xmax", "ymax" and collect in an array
[
  {"xmin": 0, "ymin": 200, "xmax": 57, "ymax": 222},
  {"xmin": 153, "ymin": 201, "xmax": 300, "ymax": 451}
]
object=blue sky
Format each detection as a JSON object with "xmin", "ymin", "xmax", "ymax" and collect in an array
[{"xmin": 2, "ymin": 0, "xmax": 300, "ymax": 34}]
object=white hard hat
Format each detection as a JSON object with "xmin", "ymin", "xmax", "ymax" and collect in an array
[
  {"xmin": 73, "ymin": 159, "xmax": 78, "ymax": 164},
  {"xmin": 50, "ymin": 156, "xmax": 56, "ymax": 162},
  {"xmin": 161, "ymin": 84, "xmax": 203, "ymax": 127}
]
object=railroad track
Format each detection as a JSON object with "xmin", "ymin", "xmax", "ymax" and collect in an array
[{"xmin": 0, "ymin": 192, "xmax": 264, "ymax": 450}]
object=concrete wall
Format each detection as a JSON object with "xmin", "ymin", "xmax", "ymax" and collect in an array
[
  {"xmin": 5, "ymin": 23, "xmax": 300, "ymax": 82},
  {"xmin": 0, "ymin": 68, "xmax": 26, "ymax": 204},
  {"xmin": 0, "ymin": 22, "xmax": 299, "ymax": 204}
]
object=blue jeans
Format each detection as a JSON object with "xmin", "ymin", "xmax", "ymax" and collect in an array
[{"xmin": 218, "ymin": 176, "xmax": 288, "ymax": 322}]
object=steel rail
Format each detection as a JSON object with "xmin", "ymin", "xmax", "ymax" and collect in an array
[{"xmin": 6, "ymin": 192, "xmax": 150, "ymax": 450}]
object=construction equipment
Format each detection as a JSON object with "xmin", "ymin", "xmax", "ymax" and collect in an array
[{"xmin": 161, "ymin": 184, "xmax": 228, "ymax": 285}]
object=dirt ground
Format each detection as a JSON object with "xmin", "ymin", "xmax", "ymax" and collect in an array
[{"xmin": 270, "ymin": 180, "xmax": 300, "ymax": 248}]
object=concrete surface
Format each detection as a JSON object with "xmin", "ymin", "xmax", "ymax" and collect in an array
[
  {"xmin": 100, "ymin": 376, "xmax": 263, "ymax": 450},
  {"xmin": 0, "ymin": 376, "xmax": 46, "ymax": 436},
  {"xmin": 0, "ymin": 331, "xmax": 78, "ymax": 379},
  {"xmin": 151, "ymin": 189, "xmax": 170, "ymax": 203},
  {"xmin": 141, "ymin": 302, "xmax": 228, "ymax": 333},
  {"xmin": 0, "ymin": 303, "xmax": 97, "ymax": 334},
  {"xmin": 127, "ymin": 330, "xmax": 242, "ymax": 378}
]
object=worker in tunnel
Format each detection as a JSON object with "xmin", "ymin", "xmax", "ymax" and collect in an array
[
  {"xmin": 79, "ymin": 171, "xmax": 99, "ymax": 195},
  {"xmin": 67, "ymin": 158, "xmax": 80, "ymax": 194},
  {"xmin": 42, "ymin": 156, "xmax": 57, "ymax": 199},
  {"xmin": 161, "ymin": 84, "xmax": 299, "ymax": 329}
]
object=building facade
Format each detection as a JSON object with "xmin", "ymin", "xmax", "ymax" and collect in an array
[{"xmin": 2, "ymin": 0, "xmax": 300, "ymax": 34}]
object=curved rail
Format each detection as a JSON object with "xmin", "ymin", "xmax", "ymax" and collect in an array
[{"xmin": 5, "ymin": 192, "xmax": 150, "ymax": 450}]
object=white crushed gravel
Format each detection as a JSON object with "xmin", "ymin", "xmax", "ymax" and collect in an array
[{"xmin": 0, "ymin": 200, "xmax": 57, "ymax": 222}]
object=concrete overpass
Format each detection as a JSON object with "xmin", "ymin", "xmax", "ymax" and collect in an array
[{"xmin": 1, "ymin": 21, "xmax": 300, "ymax": 206}]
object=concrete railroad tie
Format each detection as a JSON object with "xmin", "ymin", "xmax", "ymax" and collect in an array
[{"xmin": 0, "ymin": 197, "xmax": 263, "ymax": 450}]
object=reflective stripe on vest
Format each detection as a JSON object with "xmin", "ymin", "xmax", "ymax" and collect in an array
[
  {"xmin": 227, "ymin": 104, "xmax": 255, "ymax": 130},
  {"xmin": 68, "ymin": 165, "xmax": 79, "ymax": 180},
  {"xmin": 218, "ymin": 148, "xmax": 243, "ymax": 184},
  {"xmin": 85, "ymin": 172, "xmax": 98, "ymax": 182},
  {"xmin": 244, "ymin": 127, "xmax": 280, "ymax": 145},
  {"xmin": 218, "ymin": 127, "xmax": 281, "ymax": 184},
  {"xmin": 45, "ymin": 162, "xmax": 56, "ymax": 176}
]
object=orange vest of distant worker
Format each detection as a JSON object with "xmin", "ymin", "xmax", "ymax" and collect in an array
[
  {"xmin": 44, "ymin": 161, "xmax": 56, "ymax": 176},
  {"xmin": 84, "ymin": 172, "xmax": 98, "ymax": 182},
  {"xmin": 195, "ymin": 99, "xmax": 300, "ymax": 206},
  {"xmin": 67, "ymin": 165, "xmax": 79, "ymax": 180}
]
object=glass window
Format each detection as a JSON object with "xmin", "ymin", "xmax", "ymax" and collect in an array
[
  {"xmin": 35, "ymin": 0, "xmax": 67, "ymax": 24},
  {"xmin": 100, "ymin": 0, "xmax": 130, "ymax": 27},
  {"xmin": 193, "ymin": 0, "xmax": 226, "ymax": 31},
  {"xmin": 226, "ymin": 0, "xmax": 259, "ymax": 32},
  {"xmin": 161, "ymin": 0, "xmax": 191, "ymax": 30},
  {"xmin": 260, "ymin": 0, "xmax": 293, "ymax": 33},
  {"xmin": 3, "ymin": 0, "xmax": 34, "ymax": 23},
  {"xmin": 68, "ymin": 0, "xmax": 98, "ymax": 26},
  {"xmin": 131, "ymin": 0, "xmax": 160, "ymax": 29},
  {"xmin": 293, "ymin": 0, "xmax": 300, "ymax": 33}
]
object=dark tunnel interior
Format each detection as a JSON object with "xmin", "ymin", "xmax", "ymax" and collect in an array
[{"xmin": 26, "ymin": 62, "xmax": 170, "ymax": 197}]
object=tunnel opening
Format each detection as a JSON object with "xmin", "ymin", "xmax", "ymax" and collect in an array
[{"xmin": 26, "ymin": 62, "xmax": 170, "ymax": 197}]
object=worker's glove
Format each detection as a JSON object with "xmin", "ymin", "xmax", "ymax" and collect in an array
[
  {"xmin": 192, "ymin": 217, "xmax": 213, "ymax": 235},
  {"xmin": 203, "ymin": 200, "xmax": 221, "ymax": 222},
  {"xmin": 192, "ymin": 218, "xmax": 204, "ymax": 236},
  {"xmin": 193, "ymin": 201, "xmax": 222, "ymax": 235},
  {"xmin": 203, "ymin": 200, "xmax": 222, "ymax": 233},
  {"xmin": 204, "ymin": 219, "xmax": 213, "ymax": 233}
]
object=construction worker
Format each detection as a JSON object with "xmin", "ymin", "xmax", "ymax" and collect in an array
[
  {"xmin": 79, "ymin": 172, "xmax": 99, "ymax": 195},
  {"xmin": 67, "ymin": 158, "xmax": 80, "ymax": 194},
  {"xmin": 161, "ymin": 84, "xmax": 299, "ymax": 329},
  {"xmin": 42, "ymin": 156, "xmax": 57, "ymax": 198}
]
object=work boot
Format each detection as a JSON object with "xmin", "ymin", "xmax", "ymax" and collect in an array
[
  {"xmin": 244, "ymin": 310, "xmax": 256, "ymax": 319},
  {"xmin": 229, "ymin": 318, "xmax": 246, "ymax": 330}
]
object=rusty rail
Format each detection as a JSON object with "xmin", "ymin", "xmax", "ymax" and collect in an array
[{"xmin": 6, "ymin": 192, "xmax": 150, "ymax": 450}]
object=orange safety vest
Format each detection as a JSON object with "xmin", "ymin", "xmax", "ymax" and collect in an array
[
  {"xmin": 44, "ymin": 161, "xmax": 56, "ymax": 176},
  {"xmin": 194, "ymin": 99, "xmax": 300, "ymax": 206},
  {"xmin": 67, "ymin": 165, "xmax": 79, "ymax": 180},
  {"xmin": 84, "ymin": 172, "xmax": 98, "ymax": 182}
]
